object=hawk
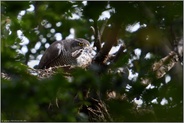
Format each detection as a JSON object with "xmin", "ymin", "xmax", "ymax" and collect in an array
[{"xmin": 38, "ymin": 38, "xmax": 95, "ymax": 69}]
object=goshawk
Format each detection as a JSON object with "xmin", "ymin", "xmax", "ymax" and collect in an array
[{"xmin": 38, "ymin": 38, "xmax": 95, "ymax": 69}]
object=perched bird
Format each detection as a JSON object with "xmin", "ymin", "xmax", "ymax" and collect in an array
[{"xmin": 38, "ymin": 38, "xmax": 95, "ymax": 69}]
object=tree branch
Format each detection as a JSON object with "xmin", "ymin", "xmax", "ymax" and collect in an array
[
  {"xmin": 94, "ymin": 22, "xmax": 122, "ymax": 64},
  {"xmin": 93, "ymin": 20, "xmax": 101, "ymax": 52}
]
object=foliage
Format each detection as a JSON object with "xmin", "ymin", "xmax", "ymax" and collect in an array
[{"xmin": 1, "ymin": 1, "xmax": 183, "ymax": 122}]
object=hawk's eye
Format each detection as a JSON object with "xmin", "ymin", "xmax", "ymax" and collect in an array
[
  {"xmin": 79, "ymin": 42, "xmax": 89, "ymax": 47},
  {"xmin": 78, "ymin": 42, "xmax": 84, "ymax": 47},
  {"xmin": 72, "ymin": 41, "xmax": 83, "ymax": 47}
]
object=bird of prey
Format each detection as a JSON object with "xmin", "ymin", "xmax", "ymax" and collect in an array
[{"xmin": 37, "ymin": 38, "xmax": 95, "ymax": 69}]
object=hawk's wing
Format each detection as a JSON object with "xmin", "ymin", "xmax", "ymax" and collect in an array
[{"xmin": 38, "ymin": 41, "xmax": 64, "ymax": 69}]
